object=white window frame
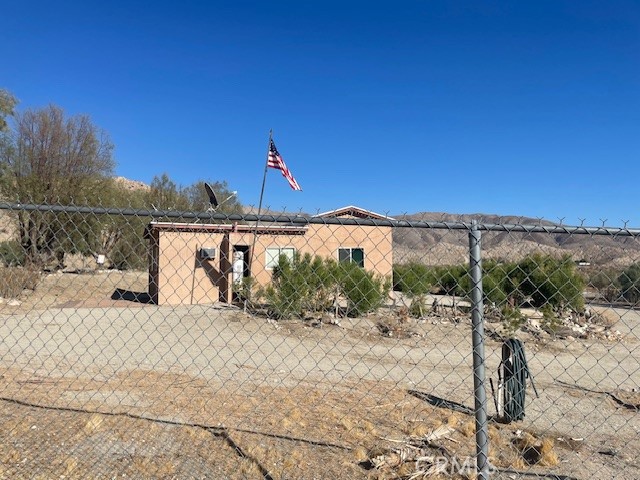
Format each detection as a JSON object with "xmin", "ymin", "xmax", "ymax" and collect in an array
[
  {"xmin": 265, "ymin": 247, "xmax": 296, "ymax": 270},
  {"xmin": 338, "ymin": 247, "xmax": 365, "ymax": 268}
]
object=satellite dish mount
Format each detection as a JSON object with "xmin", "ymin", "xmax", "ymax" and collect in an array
[{"xmin": 204, "ymin": 182, "xmax": 219, "ymax": 209}]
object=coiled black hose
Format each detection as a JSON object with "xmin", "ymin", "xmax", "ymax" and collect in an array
[{"xmin": 500, "ymin": 338, "xmax": 537, "ymax": 422}]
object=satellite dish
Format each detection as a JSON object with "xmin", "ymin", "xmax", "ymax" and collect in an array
[{"xmin": 204, "ymin": 182, "xmax": 219, "ymax": 208}]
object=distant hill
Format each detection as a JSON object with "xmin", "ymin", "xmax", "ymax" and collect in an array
[
  {"xmin": 236, "ymin": 207, "xmax": 640, "ymax": 268},
  {"xmin": 113, "ymin": 176, "xmax": 150, "ymax": 192},
  {"xmin": 393, "ymin": 212, "xmax": 640, "ymax": 268}
]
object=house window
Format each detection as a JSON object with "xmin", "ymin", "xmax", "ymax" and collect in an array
[
  {"xmin": 338, "ymin": 248, "xmax": 364, "ymax": 268},
  {"xmin": 265, "ymin": 247, "xmax": 295, "ymax": 269}
]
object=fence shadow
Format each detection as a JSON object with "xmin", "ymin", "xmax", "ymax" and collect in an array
[{"xmin": 408, "ymin": 390, "xmax": 474, "ymax": 416}]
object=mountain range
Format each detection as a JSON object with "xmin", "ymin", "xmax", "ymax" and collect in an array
[{"xmin": 393, "ymin": 212, "xmax": 640, "ymax": 268}]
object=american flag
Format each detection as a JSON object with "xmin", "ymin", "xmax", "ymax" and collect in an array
[{"xmin": 267, "ymin": 139, "xmax": 302, "ymax": 191}]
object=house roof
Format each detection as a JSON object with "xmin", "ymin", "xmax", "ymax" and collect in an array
[
  {"xmin": 146, "ymin": 206, "xmax": 392, "ymax": 238},
  {"xmin": 147, "ymin": 222, "xmax": 307, "ymax": 235},
  {"xmin": 316, "ymin": 205, "xmax": 395, "ymax": 220}
]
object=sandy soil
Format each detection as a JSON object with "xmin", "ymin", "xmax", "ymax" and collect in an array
[{"xmin": 0, "ymin": 271, "xmax": 638, "ymax": 479}]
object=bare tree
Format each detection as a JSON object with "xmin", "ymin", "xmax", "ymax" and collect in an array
[{"xmin": 0, "ymin": 104, "xmax": 115, "ymax": 267}]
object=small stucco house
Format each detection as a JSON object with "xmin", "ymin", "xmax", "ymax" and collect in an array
[{"xmin": 147, "ymin": 206, "xmax": 393, "ymax": 305}]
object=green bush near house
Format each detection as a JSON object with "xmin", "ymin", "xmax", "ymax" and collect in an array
[
  {"xmin": 337, "ymin": 261, "xmax": 390, "ymax": 317},
  {"xmin": 393, "ymin": 262, "xmax": 467, "ymax": 298},
  {"xmin": 434, "ymin": 264, "xmax": 467, "ymax": 297},
  {"xmin": 261, "ymin": 253, "xmax": 390, "ymax": 319},
  {"xmin": 478, "ymin": 255, "xmax": 585, "ymax": 311},
  {"xmin": 261, "ymin": 253, "xmax": 337, "ymax": 319}
]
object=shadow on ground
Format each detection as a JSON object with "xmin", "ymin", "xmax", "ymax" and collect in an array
[
  {"xmin": 111, "ymin": 288, "xmax": 152, "ymax": 304},
  {"xmin": 408, "ymin": 390, "xmax": 474, "ymax": 415}
]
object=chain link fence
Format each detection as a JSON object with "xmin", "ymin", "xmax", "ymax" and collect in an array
[{"xmin": 0, "ymin": 201, "xmax": 638, "ymax": 479}]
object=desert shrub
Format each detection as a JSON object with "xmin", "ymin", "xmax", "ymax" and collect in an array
[
  {"xmin": 262, "ymin": 253, "xmax": 337, "ymax": 319},
  {"xmin": 586, "ymin": 269, "xmax": 619, "ymax": 302},
  {"xmin": 233, "ymin": 276, "xmax": 256, "ymax": 305},
  {"xmin": 337, "ymin": 261, "xmax": 390, "ymax": 317},
  {"xmin": 262, "ymin": 257, "xmax": 304, "ymax": 319},
  {"xmin": 393, "ymin": 262, "xmax": 434, "ymax": 296},
  {"xmin": 618, "ymin": 263, "xmax": 640, "ymax": 304},
  {"xmin": 0, "ymin": 240, "xmax": 25, "ymax": 267},
  {"xmin": 589, "ymin": 269, "xmax": 616, "ymax": 291},
  {"xmin": 464, "ymin": 255, "xmax": 584, "ymax": 311},
  {"xmin": 432, "ymin": 264, "xmax": 468, "ymax": 296},
  {"xmin": 540, "ymin": 304, "xmax": 562, "ymax": 334},
  {"xmin": 501, "ymin": 305, "xmax": 527, "ymax": 334},
  {"xmin": 409, "ymin": 294, "xmax": 428, "ymax": 318},
  {"xmin": 0, "ymin": 265, "xmax": 40, "ymax": 298},
  {"xmin": 263, "ymin": 253, "xmax": 389, "ymax": 319},
  {"xmin": 510, "ymin": 254, "xmax": 585, "ymax": 311},
  {"xmin": 481, "ymin": 260, "xmax": 516, "ymax": 305},
  {"xmin": 308, "ymin": 255, "xmax": 340, "ymax": 311},
  {"xmin": 474, "ymin": 255, "xmax": 585, "ymax": 334},
  {"xmin": 398, "ymin": 255, "xmax": 585, "ymax": 317}
]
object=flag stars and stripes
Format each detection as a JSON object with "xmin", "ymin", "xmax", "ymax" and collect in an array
[{"xmin": 267, "ymin": 139, "xmax": 302, "ymax": 191}]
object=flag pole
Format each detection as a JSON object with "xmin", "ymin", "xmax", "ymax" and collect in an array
[
  {"xmin": 255, "ymin": 129, "xmax": 272, "ymax": 224},
  {"xmin": 247, "ymin": 130, "xmax": 272, "ymax": 291}
]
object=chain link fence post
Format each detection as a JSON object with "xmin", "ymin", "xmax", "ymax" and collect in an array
[{"xmin": 469, "ymin": 220, "xmax": 490, "ymax": 479}]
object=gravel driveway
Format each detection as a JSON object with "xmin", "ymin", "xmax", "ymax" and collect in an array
[{"xmin": 1, "ymin": 299, "xmax": 638, "ymax": 479}]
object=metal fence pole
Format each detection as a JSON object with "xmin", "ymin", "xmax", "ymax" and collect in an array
[{"xmin": 469, "ymin": 220, "xmax": 490, "ymax": 479}]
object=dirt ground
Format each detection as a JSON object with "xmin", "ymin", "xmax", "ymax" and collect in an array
[{"xmin": 0, "ymin": 271, "xmax": 639, "ymax": 479}]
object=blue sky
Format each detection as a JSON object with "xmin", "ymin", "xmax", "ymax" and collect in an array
[{"xmin": 3, "ymin": 1, "xmax": 639, "ymax": 225}]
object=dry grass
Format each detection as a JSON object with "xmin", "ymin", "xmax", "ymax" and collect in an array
[
  {"xmin": 511, "ymin": 432, "xmax": 559, "ymax": 467},
  {"xmin": 0, "ymin": 366, "xmax": 569, "ymax": 479},
  {"xmin": 591, "ymin": 309, "xmax": 620, "ymax": 328},
  {"xmin": 0, "ymin": 266, "xmax": 40, "ymax": 298},
  {"xmin": 375, "ymin": 316, "xmax": 418, "ymax": 338}
]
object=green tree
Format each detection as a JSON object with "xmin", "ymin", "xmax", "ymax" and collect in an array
[
  {"xmin": 86, "ymin": 179, "xmax": 151, "ymax": 270},
  {"xmin": 110, "ymin": 174, "xmax": 242, "ymax": 271},
  {"xmin": 434, "ymin": 264, "xmax": 467, "ymax": 296},
  {"xmin": 481, "ymin": 259, "xmax": 514, "ymax": 305},
  {"xmin": 0, "ymin": 89, "xmax": 17, "ymax": 132}
]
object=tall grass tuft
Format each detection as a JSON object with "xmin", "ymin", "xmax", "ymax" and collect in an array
[{"xmin": 0, "ymin": 266, "xmax": 40, "ymax": 299}]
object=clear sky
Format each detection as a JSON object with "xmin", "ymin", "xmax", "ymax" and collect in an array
[{"xmin": 3, "ymin": 1, "xmax": 639, "ymax": 225}]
